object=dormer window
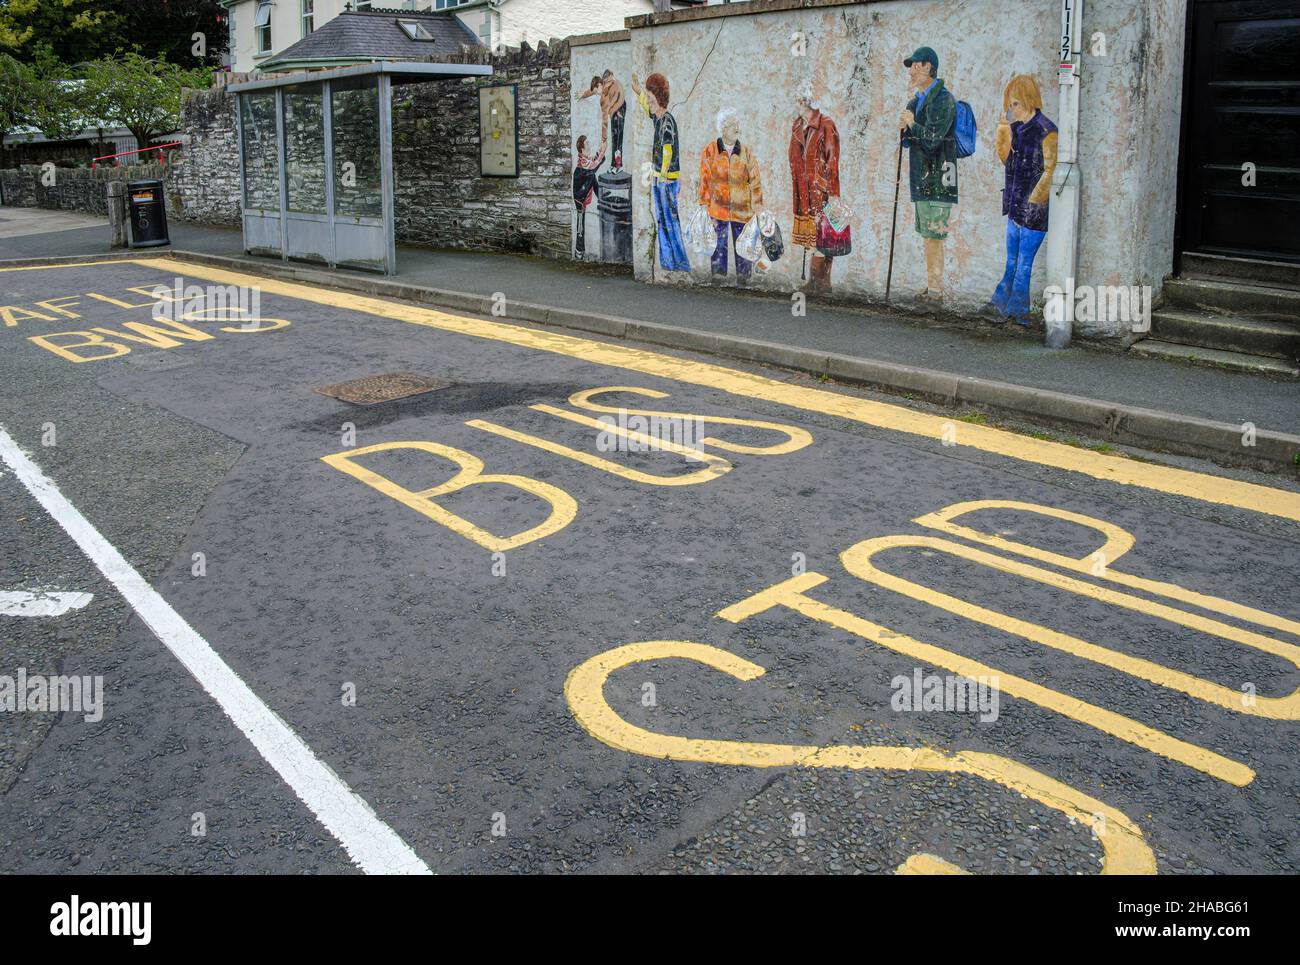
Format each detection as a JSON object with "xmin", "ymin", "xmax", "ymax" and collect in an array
[{"xmin": 398, "ymin": 19, "xmax": 436, "ymax": 41}]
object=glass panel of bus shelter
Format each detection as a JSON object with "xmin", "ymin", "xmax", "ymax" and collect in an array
[
  {"xmin": 330, "ymin": 75, "xmax": 383, "ymax": 219},
  {"xmin": 283, "ymin": 84, "xmax": 327, "ymax": 215},
  {"xmin": 240, "ymin": 91, "xmax": 279, "ymax": 211}
]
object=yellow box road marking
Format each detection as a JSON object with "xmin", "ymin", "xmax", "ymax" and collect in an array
[
  {"xmin": 564, "ymin": 640, "xmax": 1157, "ymax": 875},
  {"xmin": 120, "ymin": 257, "xmax": 1300, "ymax": 526}
]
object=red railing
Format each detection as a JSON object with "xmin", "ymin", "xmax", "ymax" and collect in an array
[{"xmin": 91, "ymin": 142, "xmax": 183, "ymax": 170}]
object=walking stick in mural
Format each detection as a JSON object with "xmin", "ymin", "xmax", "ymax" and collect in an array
[{"xmin": 884, "ymin": 131, "xmax": 905, "ymax": 304}]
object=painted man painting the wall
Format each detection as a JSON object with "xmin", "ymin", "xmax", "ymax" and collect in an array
[
  {"xmin": 790, "ymin": 87, "xmax": 842, "ymax": 294},
  {"xmin": 700, "ymin": 109, "xmax": 765, "ymax": 282},
  {"xmin": 633, "ymin": 71, "xmax": 690, "ymax": 273},
  {"xmin": 575, "ymin": 70, "xmax": 627, "ymax": 171},
  {"xmin": 992, "ymin": 74, "xmax": 1058, "ymax": 323},
  {"xmin": 900, "ymin": 46, "xmax": 957, "ymax": 302}
]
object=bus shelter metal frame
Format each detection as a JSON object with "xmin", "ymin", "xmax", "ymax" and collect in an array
[{"xmin": 228, "ymin": 61, "xmax": 492, "ymax": 276}]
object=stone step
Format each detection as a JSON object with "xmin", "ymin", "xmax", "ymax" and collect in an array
[
  {"xmin": 1162, "ymin": 276, "xmax": 1300, "ymax": 318},
  {"xmin": 1180, "ymin": 252, "xmax": 1300, "ymax": 291},
  {"xmin": 1149, "ymin": 308, "xmax": 1300, "ymax": 359},
  {"xmin": 1129, "ymin": 339, "xmax": 1300, "ymax": 378}
]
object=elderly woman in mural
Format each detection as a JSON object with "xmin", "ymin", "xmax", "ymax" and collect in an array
[
  {"xmin": 699, "ymin": 108, "xmax": 765, "ymax": 282},
  {"xmin": 572, "ymin": 129, "xmax": 608, "ymax": 260},
  {"xmin": 632, "ymin": 72, "xmax": 690, "ymax": 273},
  {"xmin": 991, "ymin": 74, "xmax": 1058, "ymax": 323},
  {"xmin": 789, "ymin": 87, "xmax": 842, "ymax": 294}
]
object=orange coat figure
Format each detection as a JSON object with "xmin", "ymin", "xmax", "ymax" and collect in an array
[
  {"xmin": 699, "ymin": 139, "xmax": 764, "ymax": 225},
  {"xmin": 789, "ymin": 98, "xmax": 841, "ymax": 292}
]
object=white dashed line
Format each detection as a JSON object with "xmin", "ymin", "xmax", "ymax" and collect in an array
[{"xmin": 0, "ymin": 589, "xmax": 94, "ymax": 617}]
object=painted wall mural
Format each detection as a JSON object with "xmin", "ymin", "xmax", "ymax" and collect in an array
[
  {"xmin": 571, "ymin": 41, "xmax": 634, "ymax": 265},
  {"xmin": 992, "ymin": 74, "xmax": 1058, "ymax": 323},
  {"xmin": 570, "ymin": 0, "xmax": 1179, "ymax": 337}
]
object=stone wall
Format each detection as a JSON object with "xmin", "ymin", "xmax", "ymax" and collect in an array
[
  {"xmin": 0, "ymin": 164, "xmax": 167, "ymax": 215},
  {"xmin": 392, "ymin": 42, "xmax": 572, "ymax": 257},
  {"xmin": 167, "ymin": 87, "xmax": 242, "ymax": 226}
]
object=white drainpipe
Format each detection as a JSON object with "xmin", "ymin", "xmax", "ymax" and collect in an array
[{"xmin": 1044, "ymin": 0, "xmax": 1083, "ymax": 349}]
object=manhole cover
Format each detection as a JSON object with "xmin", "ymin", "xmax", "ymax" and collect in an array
[{"xmin": 314, "ymin": 372, "xmax": 451, "ymax": 405}]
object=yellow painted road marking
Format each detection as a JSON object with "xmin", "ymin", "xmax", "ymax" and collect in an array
[
  {"xmin": 917, "ymin": 500, "xmax": 1300, "ymax": 638},
  {"xmin": 0, "ymin": 260, "xmax": 138, "ymax": 273},
  {"xmin": 717, "ymin": 572, "xmax": 1255, "ymax": 786},
  {"xmin": 564, "ymin": 640, "xmax": 1158, "ymax": 875},
  {"xmin": 841, "ymin": 534, "xmax": 1300, "ymax": 718},
  {"xmin": 122, "ymin": 257, "xmax": 1300, "ymax": 526},
  {"xmin": 896, "ymin": 853, "xmax": 971, "ymax": 875},
  {"xmin": 468, "ymin": 415, "xmax": 733, "ymax": 487},
  {"xmin": 566, "ymin": 386, "xmax": 814, "ymax": 455},
  {"xmin": 320, "ymin": 440, "xmax": 577, "ymax": 552}
]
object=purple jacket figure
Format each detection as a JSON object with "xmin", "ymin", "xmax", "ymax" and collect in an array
[{"xmin": 992, "ymin": 75, "xmax": 1058, "ymax": 322}]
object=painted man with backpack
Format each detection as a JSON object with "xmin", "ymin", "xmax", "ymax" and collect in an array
[{"xmin": 900, "ymin": 46, "xmax": 959, "ymax": 302}]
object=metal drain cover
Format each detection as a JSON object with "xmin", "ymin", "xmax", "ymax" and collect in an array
[{"xmin": 314, "ymin": 372, "xmax": 450, "ymax": 405}]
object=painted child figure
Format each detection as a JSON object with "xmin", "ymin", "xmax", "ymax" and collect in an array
[{"xmin": 572, "ymin": 129, "xmax": 608, "ymax": 260}]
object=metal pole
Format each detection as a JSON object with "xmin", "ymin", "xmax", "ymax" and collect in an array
[
  {"xmin": 378, "ymin": 72, "xmax": 396, "ymax": 276},
  {"xmin": 234, "ymin": 92, "xmax": 249, "ymax": 254},
  {"xmin": 276, "ymin": 86, "xmax": 288, "ymax": 263},
  {"xmin": 1043, "ymin": 0, "xmax": 1083, "ymax": 349},
  {"xmin": 322, "ymin": 79, "xmax": 337, "ymax": 268}
]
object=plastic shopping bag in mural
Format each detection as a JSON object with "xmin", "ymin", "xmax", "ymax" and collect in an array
[
  {"xmin": 736, "ymin": 216, "xmax": 766, "ymax": 264},
  {"xmin": 683, "ymin": 205, "xmax": 715, "ymax": 256},
  {"xmin": 759, "ymin": 212, "xmax": 784, "ymax": 262}
]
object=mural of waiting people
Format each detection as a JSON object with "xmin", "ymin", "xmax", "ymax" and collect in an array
[
  {"xmin": 699, "ymin": 108, "xmax": 766, "ymax": 282},
  {"xmin": 900, "ymin": 46, "xmax": 958, "ymax": 301},
  {"xmin": 632, "ymin": 71, "xmax": 690, "ymax": 273},
  {"xmin": 992, "ymin": 74, "xmax": 1058, "ymax": 323},
  {"xmin": 575, "ymin": 70, "xmax": 627, "ymax": 171},
  {"xmin": 789, "ymin": 86, "xmax": 842, "ymax": 294},
  {"xmin": 572, "ymin": 129, "xmax": 608, "ymax": 260}
]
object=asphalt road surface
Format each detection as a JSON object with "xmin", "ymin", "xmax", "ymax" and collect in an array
[{"xmin": 1, "ymin": 257, "xmax": 1298, "ymax": 875}]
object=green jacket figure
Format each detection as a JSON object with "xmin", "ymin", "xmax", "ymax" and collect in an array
[{"xmin": 904, "ymin": 76, "xmax": 958, "ymax": 205}]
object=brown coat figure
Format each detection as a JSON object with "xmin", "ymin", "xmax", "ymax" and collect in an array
[{"xmin": 789, "ymin": 95, "xmax": 841, "ymax": 292}]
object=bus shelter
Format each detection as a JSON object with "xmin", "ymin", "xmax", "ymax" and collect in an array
[{"xmin": 228, "ymin": 62, "xmax": 492, "ymax": 276}]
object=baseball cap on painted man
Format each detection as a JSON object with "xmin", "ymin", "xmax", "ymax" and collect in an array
[{"xmin": 903, "ymin": 46, "xmax": 939, "ymax": 72}]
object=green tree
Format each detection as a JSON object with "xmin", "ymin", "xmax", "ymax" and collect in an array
[
  {"xmin": 82, "ymin": 52, "xmax": 211, "ymax": 152},
  {"xmin": 0, "ymin": 0, "xmax": 225, "ymax": 68},
  {"xmin": 30, "ymin": 74, "xmax": 88, "ymax": 143},
  {"xmin": 0, "ymin": 52, "xmax": 37, "ymax": 153}
]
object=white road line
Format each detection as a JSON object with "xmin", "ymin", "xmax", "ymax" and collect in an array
[
  {"xmin": 0, "ymin": 425, "xmax": 431, "ymax": 875},
  {"xmin": 0, "ymin": 589, "xmax": 94, "ymax": 617}
]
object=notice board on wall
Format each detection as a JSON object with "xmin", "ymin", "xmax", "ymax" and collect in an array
[{"xmin": 479, "ymin": 84, "xmax": 519, "ymax": 177}]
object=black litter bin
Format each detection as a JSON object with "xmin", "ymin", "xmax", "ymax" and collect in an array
[{"xmin": 127, "ymin": 179, "xmax": 170, "ymax": 248}]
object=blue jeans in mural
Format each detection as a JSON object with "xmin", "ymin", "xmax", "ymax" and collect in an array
[
  {"xmin": 992, "ymin": 219, "xmax": 1047, "ymax": 322},
  {"xmin": 711, "ymin": 219, "xmax": 753, "ymax": 278},
  {"xmin": 653, "ymin": 179, "xmax": 691, "ymax": 272}
]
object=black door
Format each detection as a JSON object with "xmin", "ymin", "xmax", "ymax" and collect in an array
[{"xmin": 1179, "ymin": 0, "xmax": 1300, "ymax": 263}]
